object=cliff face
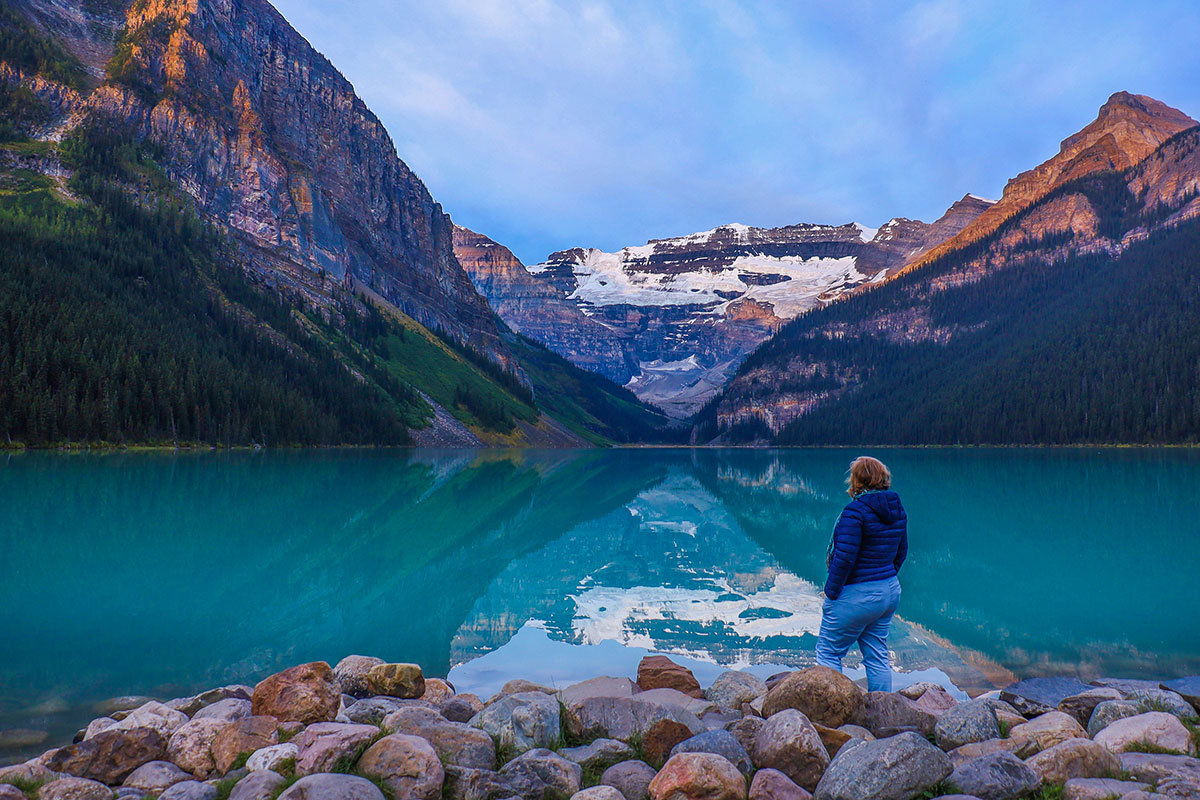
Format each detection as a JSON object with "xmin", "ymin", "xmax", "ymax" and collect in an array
[
  {"xmin": 9, "ymin": 0, "xmax": 505, "ymax": 357},
  {"xmin": 463, "ymin": 204, "xmax": 989, "ymax": 418}
]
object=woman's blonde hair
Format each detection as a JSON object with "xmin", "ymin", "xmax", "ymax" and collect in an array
[{"xmin": 847, "ymin": 456, "xmax": 891, "ymax": 498}]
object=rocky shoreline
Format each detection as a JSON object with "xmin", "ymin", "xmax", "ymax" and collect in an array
[{"xmin": 1, "ymin": 656, "xmax": 1198, "ymax": 800}]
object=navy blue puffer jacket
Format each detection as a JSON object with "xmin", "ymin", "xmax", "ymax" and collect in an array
[{"xmin": 824, "ymin": 490, "xmax": 907, "ymax": 600}]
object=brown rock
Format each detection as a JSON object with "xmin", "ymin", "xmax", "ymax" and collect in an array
[
  {"xmin": 762, "ymin": 668, "xmax": 864, "ymax": 728},
  {"xmin": 856, "ymin": 692, "xmax": 937, "ymax": 738},
  {"xmin": 252, "ymin": 662, "xmax": 340, "ymax": 725},
  {"xmin": 912, "ymin": 685, "xmax": 958, "ymax": 715},
  {"xmin": 749, "ymin": 768, "xmax": 811, "ymax": 800},
  {"xmin": 649, "ymin": 753, "xmax": 748, "ymax": 800},
  {"xmin": 638, "ymin": 657, "xmax": 703, "ymax": 699},
  {"xmin": 357, "ymin": 733, "xmax": 444, "ymax": 800},
  {"xmin": 45, "ymin": 727, "xmax": 167, "ymax": 785},
  {"xmin": 366, "ymin": 664, "xmax": 426, "ymax": 700},
  {"xmin": 211, "ymin": 716, "xmax": 279, "ymax": 774},
  {"xmin": 421, "ymin": 678, "xmax": 455, "ymax": 706},
  {"xmin": 1025, "ymin": 738, "xmax": 1121, "ymax": 784},
  {"xmin": 601, "ymin": 760, "xmax": 658, "ymax": 800},
  {"xmin": 726, "ymin": 717, "xmax": 765, "ymax": 760},
  {"xmin": 642, "ymin": 719, "xmax": 695, "ymax": 768},
  {"xmin": 1058, "ymin": 689, "xmax": 1123, "ymax": 727},
  {"xmin": 813, "ymin": 724, "xmax": 853, "ymax": 759},
  {"xmin": 753, "ymin": 709, "xmax": 830, "ymax": 791}
]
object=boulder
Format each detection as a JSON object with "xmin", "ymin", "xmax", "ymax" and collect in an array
[
  {"xmin": 705, "ymin": 672, "xmax": 767, "ymax": 710},
  {"xmin": 122, "ymin": 760, "xmax": 191, "ymax": 793},
  {"xmin": 498, "ymin": 680, "xmax": 557, "ymax": 697},
  {"xmin": 108, "ymin": 702, "xmax": 189, "ymax": 739},
  {"xmin": 560, "ymin": 678, "xmax": 639, "ymax": 710},
  {"xmin": 470, "ymin": 692, "xmax": 561, "ymax": 756},
  {"xmin": 1162, "ymin": 677, "xmax": 1200, "ymax": 711},
  {"xmin": 293, "ymin": 722, "xmax": 379, "ymax": 775},
  {"xmin": 725, "ymin": 717, "xmax": 764, "ymax": 759},
  {"xmin": 558, "ymin": 739, "xmax": 634, "ymax": 772},
  {"xmin": 37, "ymin": 777, "xmax": 113, "ymax": 800},
  {"xmin": 441, "ymin": 766, "xmax": 517, "ymax": 800},
  {"xmin": 245, "ymin": 742, "xmax": 299, "ymax": 773},
  {"xmin": 572, "ymin": 788, "xmax": 624, "ymax": 800},
  {"xmin": 275, "ymin": 773, "xmax": 386, "ymax": 800},
  {"xmin": 84, "ymin": 718, "xmax": 117, "ymax": 740},
  {"xmin": 642, "ymin": 719, "xmax": 695, "ymax": 768},
  {"xmin": 0, "ymin": 762, "xmax": 56, "ymax": 783},
  {"xmin": 1008, "ymin": 711, "xmax": 1087, "ymax": 755},
  {"xmin": 167, "ymin": 717, "xmax": 227, "ymax": 778},
  {"xmin": 228, "ymin": 770, "xmax": 286, "ymax": 800},
  {"xmin": 159, "ymin": 780, "xmax": 220, "ymax": 800},
  {"xmin": 946, "ymin": 752, "xmax": 1041, "ymax": 800},
  {"xmin": 1093, "ymin": 712, "xmax": 1195, "ymax": 755},
  {"xmin": 669, "ymin": 730, "xmax": 753, "ymax": 776},
  {"xmin": 344, "ymin": 697, "xmax": 417, "ymax": 726},
  {"xmin": 913, "ymin": 685, "xmax": 959, "ymax": 715},
  {"xmin": 170, "ymin": 686, "xmax": 252, "ymax": 718},
  {"xmin": 856, "ymin": 692, "xmax": 937, "ymax": 738},
  {"xmin": 1024, "ymin": 739, "xmax": 1121, "ymax": 784},
  {"xmin": 422, "ymin": 678, "xmax": 456, "ymax": 706},
  {"xmin": 1087, "ymin": 701, "xmax": 1143, "ymax": 738},
  {"xmin": 1118, "ymin": 752, "xmax": 1200, "ymax": 793},
  {"xmin": 634, "ymin": 690, "xmax": 718, "ymax": 720},
  {"xmin": 357, "ymin": 734, "xmax": 444, "ymax": 800},
  {"xmin": 46, "ymin": 727, "xmax": 167, "ymax": 785},
  {"xmin": 637, "ymin": 657, "xmax": 703, "ymax": 699},
  {"xmin": 442, "ymin": 694, "xmax": 485, "ymax": 724},
  {"xmin": 762, "ymin": 668, "xmax": 863, "ymax": 728},
  {"xmin": 749, "ymin": 768, "xmax": 811, "ymax": 800},
  {"xmin": 648, "ymin": 753, "xmax": 747, "ymax": 800},
  {"xmin": 753, "ymin": 709, "xmax": 830, "ymax": 791},
  {"xmin": 813, "ymin": 724, "xmax": 853, "ymax": 759},
  {"xmin": 1000, "ymin": 678, "xmax": 1093, "ymax": 717},
  {"xmin": 252, "ymin": 663, "xmax": 340, "ymax": 725},
  {"xmin": 1127, "ymin": 688, "xmax": 1197, "ymax": 721},
  {"xmin": 211, "ymin": 717, "xmax": 279, "ymax": 774},
  {"xmin": 899, "ymin": 682, "xmax": 944, "ymax": 700},
  {"xmin": 948, "ymin": 739, "xmax": 1022, "ymax": 768},
  {"xmin": 563, "ymin": 696, "xmax": 704, "ymax": 744},
  {"xmin": 499, "ymin": 748, "xmax": 582, "ymax": 800},
  {"xmin": 0, "ymin": 786, "xmax": 25, "ymax": 800},
  {"xmin": 193, "ymin": 699, "xmax": 252, "ymax": 724},
  {"xmin": 1090, "ymin": 679, "xmax": 1162, "ymax": 698},
  {"xmin": 332, "ymin": 656, "xmax": 385, "ymax": 698},
  {"xmin": 1061, "ymin": 778, "xmax": 1151, "ymax": 800},
  {"xmin": 384, "ymin": 713, "xmax": 495, "ymax": 770},
  {"xmin": 366, "ymin": 664, "xmax": 425, "ymax": 700},
  {"xmin": 601, "ymin": 760, "xmax": 657, "ymax": 800},
  {"xmin": 812, "ymin": 732, "xmax": 952, "ymax": 800},
  {"xmin": 935, "ymin": 699, "xmax": 1002, "ymax": 751},
  {"xmin": 1058, "ymin": 689, "xmax": 1123, "ymax": 727}
]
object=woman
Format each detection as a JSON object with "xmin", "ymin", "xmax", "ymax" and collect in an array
[{"xmin": 816, "ymin": 456, "xmax": 907, "ymax": 691}]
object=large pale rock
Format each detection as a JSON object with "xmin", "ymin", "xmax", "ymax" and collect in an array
[
  {"xmin": 762, "ymin": 668, "xmax": 863, "ymax": 728},
  {"xmin": 856, "ymin": 692, "xmax": 937, "ymax": 738},
  {"xmin": 252, "ymin": 663, "xmax": 340, "ymax": 725},
  {"xmin": 441, "ymin": 694, "xmax": 485, "ymax": 724},
  {"xmin": 572, "ymin": 788, "xmax": 625, "ymax": 800},
  {"xmin": 601, "ymin": 760, "xmax": 657, "ymax": 800},
  {"xmin": 211, "ymin": 717, "xmax": 279, "ymax": 774},
  {"xmin": 109, "ymin": 702, "xmax": 189, "ymax": 739},
  {"xmin": 1061, "ymin": 777, "xmax": 1151, "ymax": 800},
  {"xmin": 1093, "ymin": 712, "xmax": 1195, "ymax": 755},
  {"xmin": 333, "ymin": 656, "xmax": 385, "ymax": 698},
  {"xmin": 948, "ymin": 739, "xmax": 1022, "ymax": 768},
  {"xmin": 37, "ymin": 777, "xmax": 113, "ymax": 800},
  {"xmin": 123, "ymin": 760, "xmax": 190, "ymax": 793},
  {"xmin": 499, "ymin": 748, "xmax": 582, "ymax": 800},
  {"xmin": 1009, "ymin": 711, "xmax": 1087, "ymax": 755},
  {"xmin": 1118, "ymin": 752, "xmax": 1200, "ymax": 794},
  {"xmin": 167, "ymin": 718, "xmax": 227, "ymax": 778},
  {"xmin": 275, "ymin": 773, "xmax": 386, "ymax": 800},
  {"xmin": 1162, "ymin": 677, "xmax": 1200, "ymax": 711},
  {"xmin": 750, "ymin": 769, "xmax": 811, "ymax": 800},
  {"xmin": 1000, "ymin": 678, "xmax": 1093, "ymax": 717},
  {"xmin": 0, "ymin": 762, "xmax": 56, "ymax": 784},
  {"xmin": 293, "ymin": 722, "xmax": 379, "ymax": 775},
  {"xmin": 637, "ymin": 657, "xmax": 702, "ymax": 699},
  {"xmin": 669, "ymin": 730, "xmax": 752, "ymax": 776},
  {"xmin": 753, "ymin": 709, "xmax": 830, "ymax": 791},
  {"xmin": 1128, "ymin": 688, "xmax": 1197, "ymax": 721},
  {"xmin": 366, "ymin": 664, "xmax": 425, "ymax": 700},
  {"xmin": 705, "ymin": 672, "xmax": 767, "ymax": 710},
  {"xmin": 160, "ymin": 780, "xmax": 220, "ymax": 800},
  {"xmin": 558, "ymin": 739, "xmax": 634, "ymax": 772},
  {"xmin": 936, "ymin": 699, "xmax": 1002, "ymax": 751},
  {"xmin": 228, "ymin": 770, "xmax": 286, "ymax": 800},
  {"xmin": 563, "ymin": 696, "xmax": 704, "ymax": 744},
  {"xmin": 812, "ymin": 733, "xmax": 952, "ymax": 800},
  {"xmin": 648, "ymin": 753, "xmax": 747, "ymax": 800},
  {"xmin": 946, "ymin": 752, "xmax": 1041, "ymax": 800},
  {"xmin": 470, "ymin": 692, "xmax": 561, "ymax": 756},
  {"xmin": 46, "ymin": 727, "xmax": 167, "ymax": 785},
  {"xmin": 245, "ymin": 742, "xmax": 299, "ymax": 773},
  {"xmin": 1087, "ymin": 701, "xmax": 1143, "ymax": 738},
  {"xmin": 193, "ymin": 699, "xmax": 252, "ymax": 724},
  {"xmin": 357, "ymin": 734, "xmax": 444, "ymax": 800},
  {"xmin": 1058, "ymin": 689, "xmax": 1123, "ymax": 727},
  {"xmin": 1025, "ymin": 738, "xmax": 1121, "ymax": 784},
  {"xmin": 559, "ymin": 678, "xmax": 638, "ymax": 710},
  {"xmin": 383, "ymin": 712, "xmax": 495, "ymax": 770},
  {"xmin": 84, "ymin": 718, "xmax": 117, "ymax": 740}
]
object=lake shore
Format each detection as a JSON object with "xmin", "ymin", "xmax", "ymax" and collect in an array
[{"xmin": 2, "ymin": 655, "xmax": 1198, "ymax": 800}]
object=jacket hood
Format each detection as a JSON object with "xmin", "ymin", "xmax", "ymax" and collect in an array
[{"xmin": 855, "ymin": 490, "xmax": 903, "ymax": 524}]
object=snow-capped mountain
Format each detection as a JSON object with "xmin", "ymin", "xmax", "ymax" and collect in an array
[{"xmin": 457, "ymin": 196, "xmax": 992, "ymax": 416}]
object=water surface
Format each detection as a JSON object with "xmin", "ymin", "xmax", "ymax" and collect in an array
[{"xmin": 2, "ymin": 447, "xmax": 1198, "ymax": 762}]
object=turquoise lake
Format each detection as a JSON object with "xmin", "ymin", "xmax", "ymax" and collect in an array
[{"xmin": 2, "ymin": 447, "xmax": 1199, "ymax": 762}]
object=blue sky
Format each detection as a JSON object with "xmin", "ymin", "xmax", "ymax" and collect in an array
[{"xmin": 271, "ymin": 0, "xmax": 1200, "ymax": 265}]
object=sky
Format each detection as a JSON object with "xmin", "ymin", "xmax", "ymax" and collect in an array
[{"xmin": 271, "ymin": 0, "xmax": 1200, "ymax": 266}]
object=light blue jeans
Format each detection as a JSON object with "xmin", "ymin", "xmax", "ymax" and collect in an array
[{"xmin": 815, "ymin": 576, "xmax": 901, "ymax": 691}]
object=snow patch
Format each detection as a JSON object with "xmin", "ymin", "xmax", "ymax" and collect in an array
[
  {"xmin": 853, "ymin": 222, "xmax": 879, "ymax": 243},
  {"xmin": 967, "ymin": 193, "xmax": 997, "ymax": 204}
]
